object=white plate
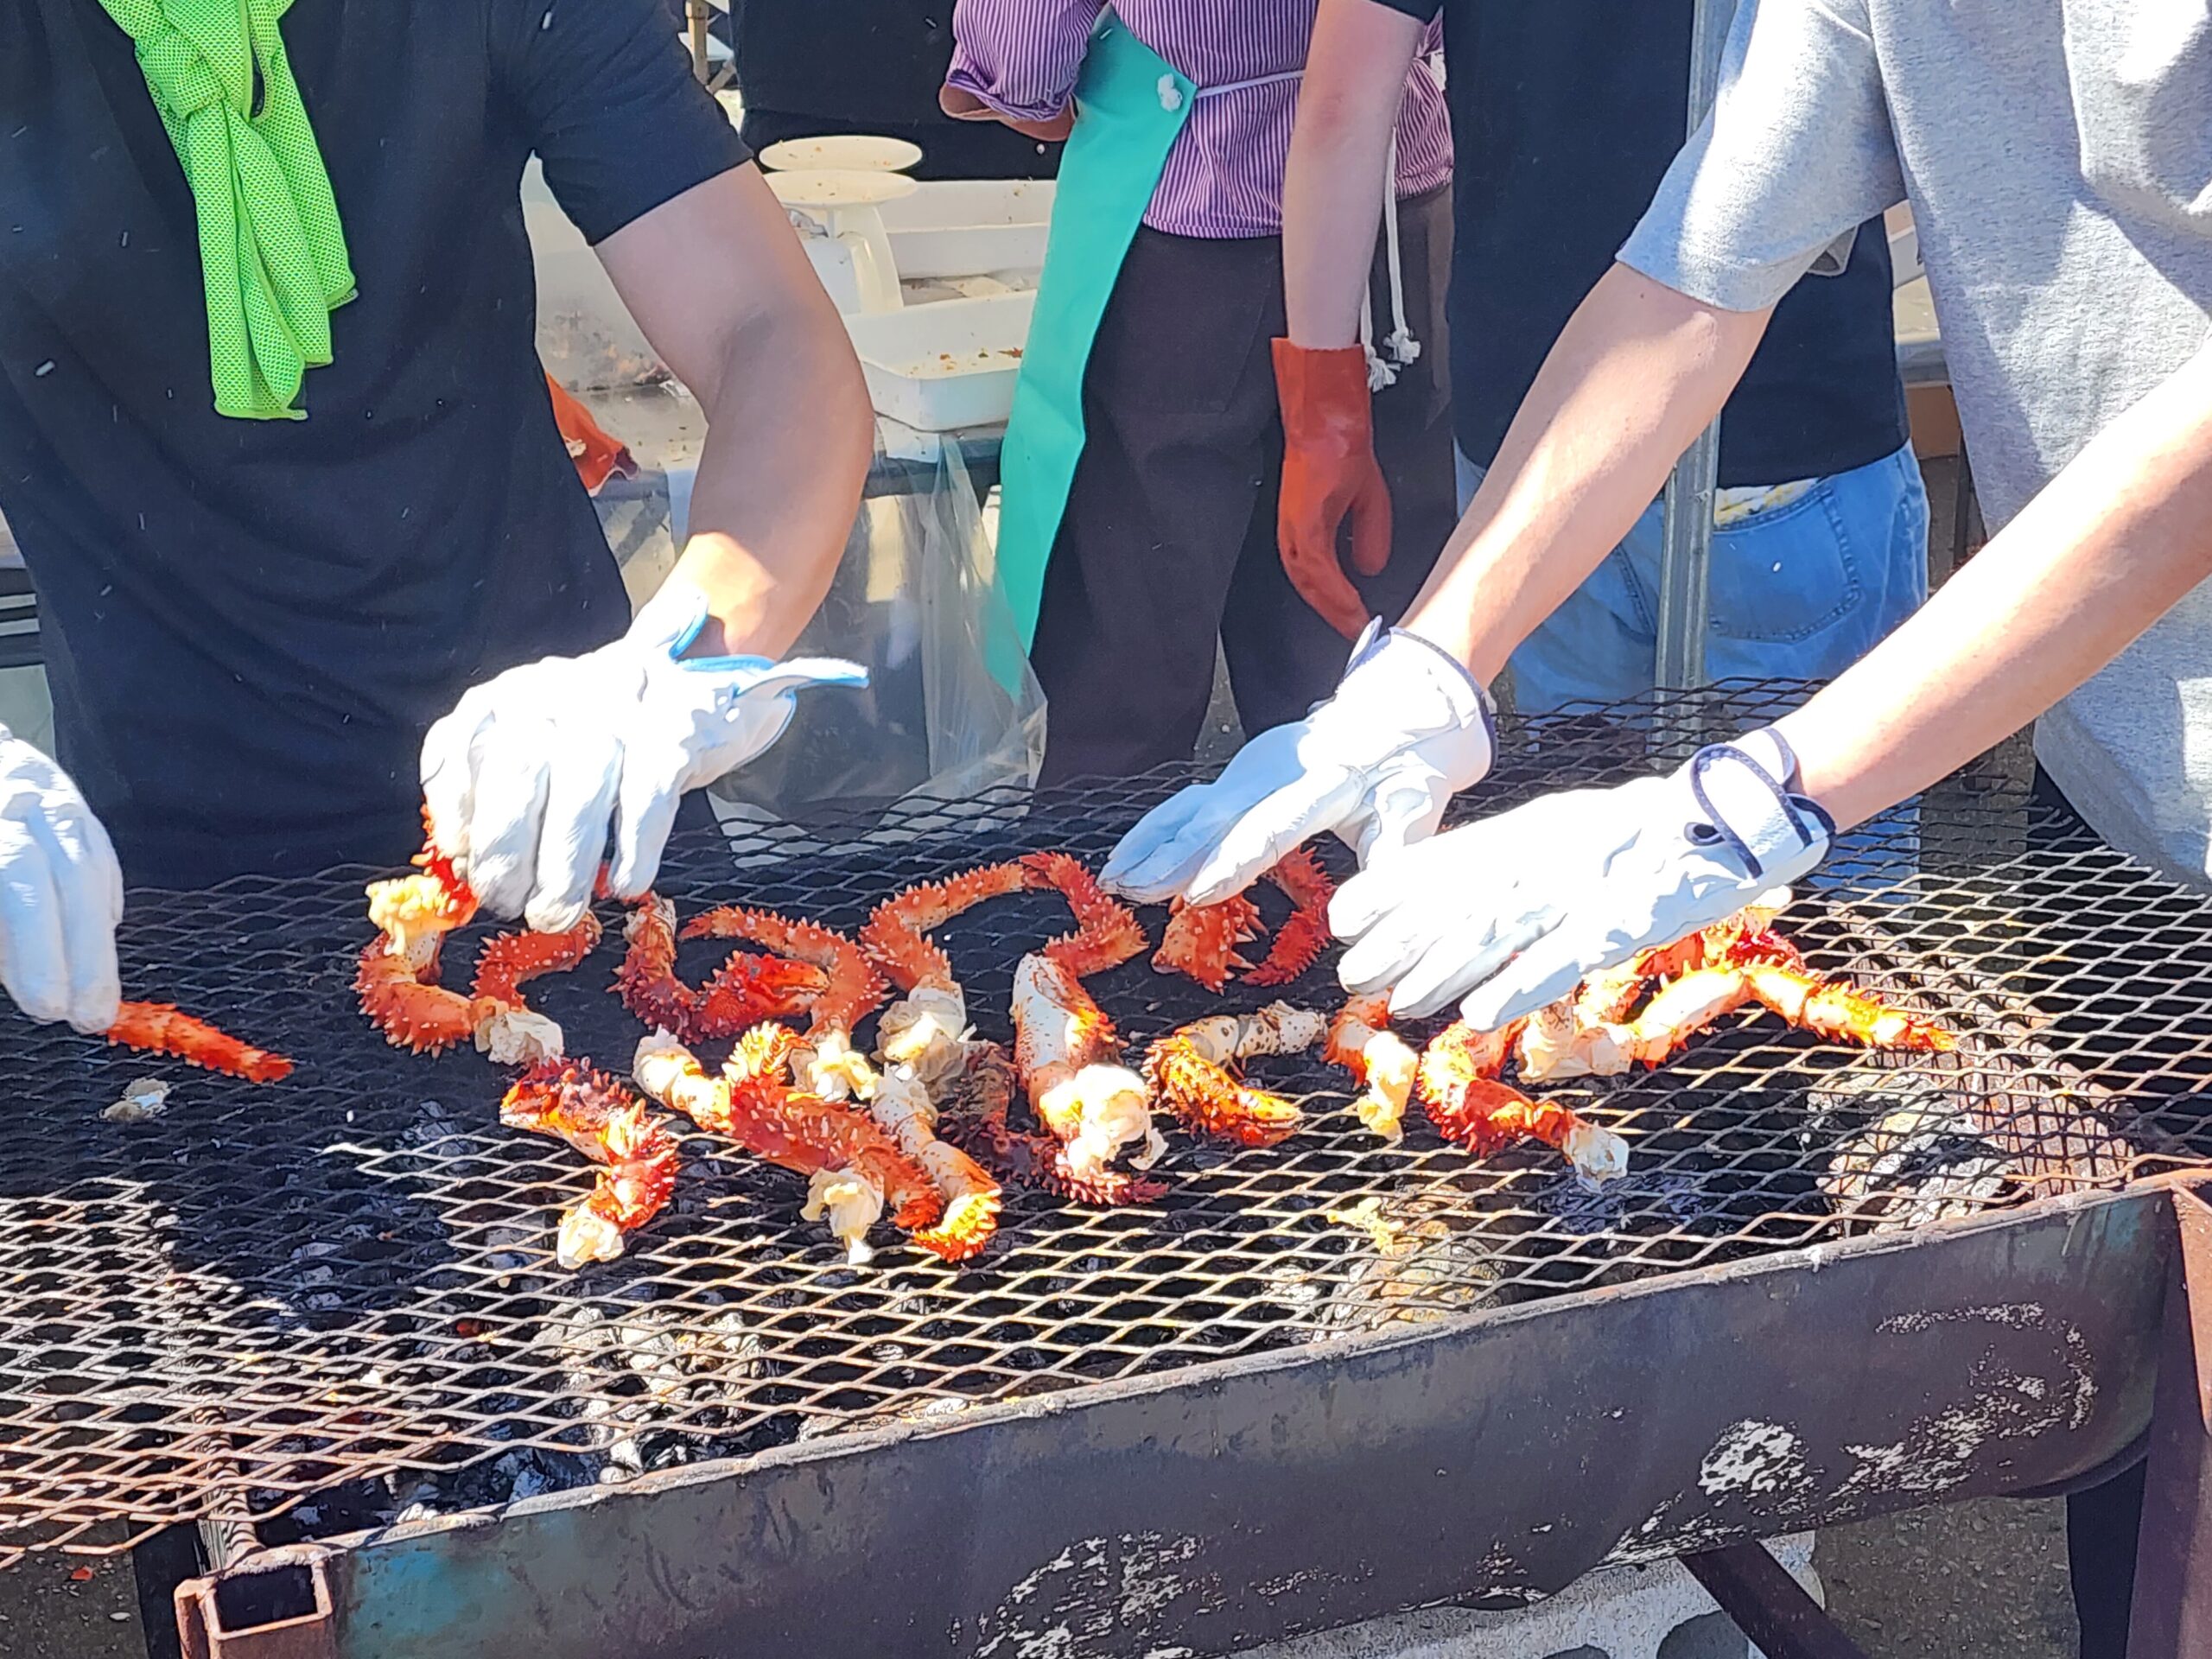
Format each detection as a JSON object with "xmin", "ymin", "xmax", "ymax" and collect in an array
[
  {"xmin": 766, "ymin": 168, "xmax": 920, "ymax": 210},
  {"xmin": 760, "ymin": 135, "xmax": 925, "ymax": 175}
]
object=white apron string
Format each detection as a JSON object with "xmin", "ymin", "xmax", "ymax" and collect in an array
[
  {"xmin": 1179, "ymin": 62, "xmax": 1421, "ymax": 392},
  {"xmin": 1363, "ymin": 130, "xmax": 1419, "ymax": 391}
]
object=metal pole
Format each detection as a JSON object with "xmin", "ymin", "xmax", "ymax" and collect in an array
[
  {"xmin": 685, "ymin": 0, "xmax": 712, "ymax": 84},
  {"xmin": 1652, "ymin": 0, "xmax": 1738, "ymax": 691}
]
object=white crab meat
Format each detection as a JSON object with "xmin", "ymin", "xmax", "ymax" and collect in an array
[
  {"xmin": 795, "ymin": 1030, "xmax": 878, "ymax": 1102},
  {"xmin": 633, "ymin": 1032, "xmax": 726, "ymax": 1124},
  {"xmin": 476, "ymin": 1008, "xmax": 564, "ymax": 1068},
  {"xmin": 1180, "ymin": 1002, "xmax": 1325, "ymax": 1065},
  {"xmin": 1352, "ymin": 1030, "xmax": 1418, "ymax": 1143},
  {"xmin": 802, "ymin": 1168, "xmax": 884, "ymax": 1266},
  {"xmin": 1516, "ymin": 998, "xmax": 1630, "ymax": 1082},
  {"xmin": 556, "ymin": 1205, "xmax": 625, "ymax": 1270},
  {"xmin": 1046, "ymin": 1064, "xmax": 1166, "ymax": 1179},
  {"xmin": 877, "ymin": 985, "xmax": 973, "ymax": 1086},
  {"xmin": 1564, "ymin": 1122, "xmax": 1632, "ymax": 1184},
  {"xmin": 365, "ymin": 873, "xmax": 466, "ymax": 959}
]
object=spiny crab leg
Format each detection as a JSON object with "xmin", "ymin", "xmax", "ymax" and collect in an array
[
  {"xmin": 1417, "ymin": 1021, "xmax": 1630, "ymax": 1184},
  {"xmin": 1323, "ymin": 994, "xmax": 1421, "ymax": 1144},
  {"xmin": 471, "ymin": 914, "xmax": 602, "ymax": 1066},
  {"xmin": 632, "ymin": 1030, "xmax": 969, "ymax": 1265},
  {"xmin": 1011, "ymin": 951, "xmax": 1162, "ymax": 1185},
  {"xmin": 936, "ymin": 1043, "xmax": 1167, "ymax": 1208},
  {"xmin": 1518, "ymin": 903, "xmax": 1953, "ymax": 1084},
  {"xmin": 1153, "ymin": 846, "xmax": 1337, "ymax": 993},
  {"xmin": 1143, "ymin": 1003, "xmax": 1325, "ymax": 1148},
  {"xmin": 613, "ymin": 893, "xmax": 828, "ymax": 1044},
  {"xmin": 860, "ymin": 862, "xmax": 1029, "ymax": 1086},
  {"xmin": 105, "ymin": 1001, "xmax": 293, "ymax": 1084},
  {"xmin": 499, "ymin": 1060, "xmax": 681, "ymax": 1269},
  {"xmin": 678, "ymin": 907, "xmax": 887, "ymax": 1103}
]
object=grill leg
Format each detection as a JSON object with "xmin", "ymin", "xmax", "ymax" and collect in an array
[
  {"xmin": 132, "ymin": 1524, "xmax": 206, "ymax": 1659},
  {"xmin": 1680, "ymin": 1542, "xmax": 1869, "ymax": 1659},
  {"xmin": 2124, "ymin": 1185, "xmax": 2212, "ymax": 1658}
]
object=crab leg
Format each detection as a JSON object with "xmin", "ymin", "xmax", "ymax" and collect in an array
[
  {"xmin": 1143, "ymin": 1003, "xmax": 1325, "ymax": 1147},
  {"xmin": 499, "ymin": 1060, "xmax": 681, "ymax": 1268}
]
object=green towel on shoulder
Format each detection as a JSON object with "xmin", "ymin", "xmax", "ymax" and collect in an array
[{"xmin": 96, "ymin": 0, "xmax": 355, "ymax": 420}]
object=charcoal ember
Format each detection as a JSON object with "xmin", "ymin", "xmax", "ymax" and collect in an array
[
  {"xmin": 1537, "ymin": 1167, "xmax": 1713, "ymax": 1236},
  {"xmin": 1300, "ymin": 1191, "xmax": 1506, "ymax": 1337},
  {"xmin": 1802, "ymin": 1061, "xmax": 1952, "ymax": 1147},
  {"xmin": 1822, "ymin": 1094, "xmax": 2018, "ymax": 1229}
]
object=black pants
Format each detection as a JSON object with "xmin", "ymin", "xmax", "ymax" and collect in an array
[
  {"xmin": 1031, "ymin": 185, "xmax": 1458, "ymax": 787},
  {"xmin": 2069, "ymin": 1460, "xmax": 2145, "ymax": 1659},
  {"xmin": 739, "ymin": 107, "xmax": 1060, "ymax": 182}
]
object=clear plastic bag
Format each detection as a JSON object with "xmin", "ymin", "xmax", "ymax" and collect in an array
[{"xmin": 711, "ymin": 439, "xmax": 1045, "ymax": 829}]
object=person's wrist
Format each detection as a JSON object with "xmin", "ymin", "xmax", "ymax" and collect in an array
[
  {"xmin": 1271, "ymin": 339, "xmax": 1372, "ymax": 444},
  {"xmin": 1684, "ymin": 728, "xmax": 1834, "ymax": 884},
  {"xmin": 1317, "ymin": 626, "xmax": 1492, "ymax": 760}
]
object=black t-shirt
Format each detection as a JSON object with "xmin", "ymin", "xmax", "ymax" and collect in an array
[
  {"xmin": 1374, "ymin": 0, "xmax": 1907, "ymax": 486},
  {"xmin": 0, "ymin": 0, "xmax": 749, "ymax": 887},
  {"xmin": 734, "ymin": 1, "xmax": 951, "ymax": 128}
]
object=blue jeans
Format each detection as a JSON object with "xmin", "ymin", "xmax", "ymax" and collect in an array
[
  {"xmin": 1455, "ymin": 444, "xmax": 1930, "ymax": 712},
  {"xmin": 1459, "ymin": 443, "xmax": 1931, "ymax": 902}
]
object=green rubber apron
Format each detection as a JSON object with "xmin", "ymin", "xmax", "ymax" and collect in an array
[{"xmin": 995, "ymin": 16, "xmax": 1194, "ymax": 649}]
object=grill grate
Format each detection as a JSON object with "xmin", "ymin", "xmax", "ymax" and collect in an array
[{"xmin": 4, "ymin": 681, "xmax": 2212, "ymax": 1560}]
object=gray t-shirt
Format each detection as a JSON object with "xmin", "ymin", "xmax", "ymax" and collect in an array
[{"xmin": 1619, "ymin": 0, "xmax": 2212, "ymax": 882}]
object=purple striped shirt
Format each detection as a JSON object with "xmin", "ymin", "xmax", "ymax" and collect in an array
[{"xmin": 946, "ymin": 2, "xmax": 1452, "ymax": 238}]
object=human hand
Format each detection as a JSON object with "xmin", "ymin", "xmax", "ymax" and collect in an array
[
  {"xmin": 1274, "ymin": 340, "xmax": 1391, "ymax": 639},
  {"xmin": 1102, "ymin": 624, "xmax": 1493, "ymax": 906},
  {"xmin": 0, "ymin": 728, "xmax": 122, "ymax": 1033},
  {"xmin": 422, "ymin": 577, "xmax": 865, "ymax": 931},
  {"xmin": 1331, "ymin": 728, "xmax": 1833, "ymax": 1027}
]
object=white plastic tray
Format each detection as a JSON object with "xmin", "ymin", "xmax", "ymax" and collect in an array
[
  {"xmin": 877, "ymin": 180, "xmax": 1055, "ymax": 280},
  {"xmin": 844, "ymin": 292, "xmax": 1035, "ymax": 431}
]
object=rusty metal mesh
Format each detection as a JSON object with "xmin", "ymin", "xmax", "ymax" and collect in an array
[{"xmin": 3, "ymin": 681, "xmax": 2209, "ymax": 1560}]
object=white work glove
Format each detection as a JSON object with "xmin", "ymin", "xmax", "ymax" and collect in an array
[
  {"xmin": 0, "ymin": 727, "xmax": 122, "ymax": 1033},
  {"xmin": 422, "ymin": 576, "xmax": 866, "ymax": 931},
  {"xmin": 1332, "ymin": 728, "xmax": 1834, "ymax": 1028},
  {"xmin": 1102, "ymin": 622, "xmax": 1495, "ymax": 906}
]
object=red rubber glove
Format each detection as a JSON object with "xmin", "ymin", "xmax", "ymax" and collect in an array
[{"xmin": 1274, "ymin": 340, "xmax": 1392, "ymax": 641}]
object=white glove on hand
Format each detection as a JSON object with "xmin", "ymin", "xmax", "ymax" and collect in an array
[
  {"xmin": 422, "ymin": 577, "xmax": 866, "ymax": 931},
  {"xmin": 1102, "ymin": 622, "xmax": 1495, "ymax": 906},
  {"xmin": 1332, "ymin": 728, "xmax": 1834, "ymax": 1028},
  {"xmin": 0, "ymin": 727, "xmax": 122, "ymax": 1033}
]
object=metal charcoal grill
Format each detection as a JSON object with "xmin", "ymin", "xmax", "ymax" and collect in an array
[{"xmin": 8, "ymin": 681, "xmax": 2212, "ymax": 1596}]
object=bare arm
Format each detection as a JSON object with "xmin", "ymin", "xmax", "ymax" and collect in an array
[
  {"xmin": 1400, "ymin": 264, "xmax": 1772, "ymax": 681},
  {"xmin": 1777, "ymin": 340, "xmax": 2212, "ymax": 828},
  {"xmin": 595, "ymin": 164, "xmax": 873, "ymax": 659},
  {"xmin": 1281, "ymin": 0, "xmax": 1426, "ymax": 347},
  {"xmin": 938, "ymin": 0, "xmax": 1103, "ymax": 137}
]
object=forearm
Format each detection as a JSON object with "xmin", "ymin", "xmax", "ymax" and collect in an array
[
  {"xmin": 673, "ymin": 302, "xmax": 872, "ymax": 659},
  {"xmin": 1282, "ymin": 0, "xmax": 1423, "ymax": 347},
  {"xmin": 1777, "ymin": 340, "xmax": 2212, "ymax": 830},
  {"xmin": 942, "ymin": 0, "xmax": 1103, "ymax": 122},
  {"xmin": 1400, "ymin": 264, "xmax": 1770, "ymax": 681}
]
